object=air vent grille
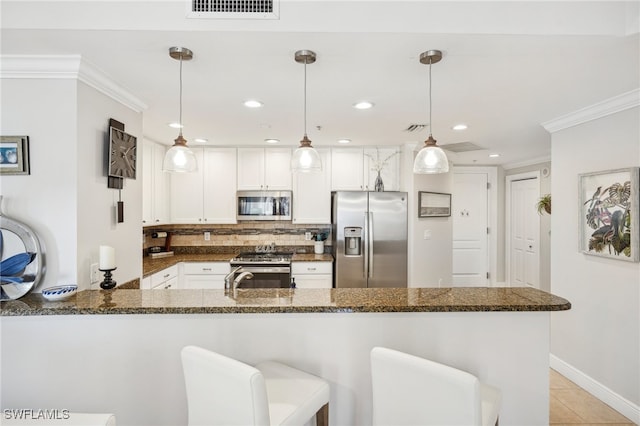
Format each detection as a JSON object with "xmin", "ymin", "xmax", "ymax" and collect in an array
[
  {"xmin": 440, "ymin": 141, "xmax": 484, "ymax": 152},
  {"xmin": 193, "ymin": 0, "xmax": 273, "ymax": 13},
  {"xmin": 189, "ymin": 0, "xmax": 279, "ymax": 18},
  {"xmin": 404, "ymin": 124, "xmax": 428, "ymax": 132}
]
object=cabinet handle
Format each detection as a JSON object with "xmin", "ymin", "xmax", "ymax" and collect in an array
[
  {"xmin": 307, "ymin": 268, "xmax": 316, "ymax": 271},
  {"xmin": 163, "ymin": 273, "xmax": 170, "ymax": 278},
  {"xmin": 155, "ymin": 219, "xmax": 160, "ymax": 223},
  {"xmin": 199, "ymin": 218, "xmax": 202, "ymax": 222},
  {"xmin": 202, "ymin": 268, "xmax": 212, "ymax": 271},
  {"xmin": 142, "ymin": 220, "xmax": 147, "ymax": 224}
]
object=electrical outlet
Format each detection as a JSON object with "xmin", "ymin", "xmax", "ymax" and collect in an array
[
  {"xmin": 90, "ymin": 263, "xmax": 100, "ymax": 284},
  {"xmin": 305, "ymin": 232, "xmax": 312, "ymax": 241},
  {"xmin": 204, "ymin": 232, "xmax": 211, "ymax": 241}
]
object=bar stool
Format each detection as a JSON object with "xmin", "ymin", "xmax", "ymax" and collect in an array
[
  {"xmin": 181, "ymin": 345, "xmax": 330, "ymax": 426},
  {"xmin": 370, "ymin": 347, "xmax": 501, "ymax": 426}
]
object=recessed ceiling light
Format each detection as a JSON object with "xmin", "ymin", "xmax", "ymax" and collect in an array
[
  {"xmin": 194, "ymin": 138, "xmax": 208, "ymax": 144},
  {"xmin": 353, "ymin": 101, "xmax": 374, "ymax": 110},
  {"xmin": 168, "ymin": 122, "xmax": 183, "ymax": 129},
  {"xmin": 244, "ymin": 100, "xmax": 263, "ymax": 108},
  {"xmin": 489, "ymin": 153, "xmax": 500, "ymax": 158},
  {"xmin": 264, "ymin": 139, "xmax": 279, "ymax": 144},
  {"xmin": 338, "ymin": 139, "xmax": 351, "ymax": 144},
  {"xmin": 452, "ymin": 124, "xmax": 468, "ymax": 131}
]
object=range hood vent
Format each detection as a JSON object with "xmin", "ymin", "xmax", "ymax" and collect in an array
[{"xmin": 189, "ymin": 0, "xmax": 279, "ymax": 19}]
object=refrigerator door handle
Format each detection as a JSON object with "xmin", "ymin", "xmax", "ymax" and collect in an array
[
  {"xmin": 368, "ymin": 212, "xmax": 374, "ymax": 278},
  {"xmin": 363, "ymin": 212, "xmax": 369, "ymax": 279}
]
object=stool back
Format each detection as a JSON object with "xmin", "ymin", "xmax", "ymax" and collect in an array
[{"xmin": 181, "ymin": 346, "xmax": 270, "ymax": 426}]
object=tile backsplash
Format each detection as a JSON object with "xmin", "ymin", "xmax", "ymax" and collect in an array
[{"xmin": 143, "ymin": 223, "xmax": 331, "ymax": 254}]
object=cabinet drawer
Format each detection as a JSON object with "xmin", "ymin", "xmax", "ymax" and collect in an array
[
  {"xmin": 152, "ymin": 276, "xmax": 178, "ymax": 290},
  {"xmin": 291, "ymin": 262, "xmax": 332, "ymax": 274},
  {"xmin": 183, "ymin": 262, "xmax": 230, "ymax": 275},
  {"xmin": 150, "ymin": 265, "xmax": 178, "ymax": 287}
]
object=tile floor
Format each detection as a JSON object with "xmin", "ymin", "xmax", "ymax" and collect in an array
[{"xmin": 550, "ymin": 369, "xmax": 636, "ymax": 425}]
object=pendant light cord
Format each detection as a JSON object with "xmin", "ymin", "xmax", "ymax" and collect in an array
[
  {"xmin": 428, "ymin": 58, "xmax": 433, "ymax": 138},
  {"xmin": 179, "ymin": 55, "xmax": 184, "ymax": 137},
  {"xmin": 303, "ymin": 59, "xmax": 308, "ymax": 137}
]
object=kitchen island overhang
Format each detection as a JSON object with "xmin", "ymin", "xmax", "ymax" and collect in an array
[{"xmin": 1, "ymin": 287, "xmax": 570, "ymax": 426}]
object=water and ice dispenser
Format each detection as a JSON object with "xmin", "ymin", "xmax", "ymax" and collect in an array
[{"xmin": 344, "ymin": 227, "xmax": 362, "ymax": 256}]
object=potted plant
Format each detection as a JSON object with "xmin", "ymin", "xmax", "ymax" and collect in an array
[{"xmin": 536, "ymin": 194, "xmax": 551, "ymax": 215}]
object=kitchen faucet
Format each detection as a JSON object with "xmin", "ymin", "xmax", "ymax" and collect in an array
[
  {"xmin": 224, "ymin": 266, "xmax": 242, "ymax": 291},
  {"xmin": 233, "ymin": 271, "xmax": 254, "ymax": 291}
]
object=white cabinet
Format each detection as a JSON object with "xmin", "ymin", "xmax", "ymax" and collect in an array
[
  {"xmin": 142, "ymin": 140, "xmax": 169, "ymax": 225},
  {"xmin": 291, "ymin": 262, "xmax": 333, "ymax": 289},
  {"xmin": 181, "ymin": 262, "xmax": 230, "ymax": 290},
  {"xmin": 146, "ymin": 265, "xmax": 179, "ymax": 290},
  {"xmin": 331, "ymin": 147, "xmax": 400, "ymax": 191},
  {"xmin": 171, "ymin": 148, "xmax": 237, "ymax": 224},
  {"xmin": 237, "ymin": 148, "xmax": 292, "ymax": 190},
  {"xmin": 292, "ymin": 149, "xmax": 331, "ymax": 224}
]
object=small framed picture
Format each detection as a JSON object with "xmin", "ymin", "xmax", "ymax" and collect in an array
[
  {"xmin": 579, "ymin": 167, "xmax": 639, "ymax": 262},
  {"xmin": 418, "ymin": 191, "xmax": 451, "ymax": 218},
  {"xmin": 0, "ymin": 136, "xmax": 30, "ymax": 175}
]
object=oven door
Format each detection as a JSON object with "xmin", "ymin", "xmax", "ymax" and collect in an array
[{"xmin": 234, "ymin": 266, "xmax": 291, "ymax": 288}]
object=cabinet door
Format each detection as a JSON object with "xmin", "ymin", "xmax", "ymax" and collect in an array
[
  {"xmin": 183, "ymin": 275, "xmax": 226, "ymax": 289},
  {"xmin": 237, "ymin": 148, "xmax": 265, "ymax": 190},
  {"xmin": 170, "ymin": 148, "xmax": 204, "ymax": 223},
  {"xmin": 264, "ymin": 148, "xmax": 292, "ymax": 190},
  {"xmin": 142, "ymin": 141, "xmax": 154, "ymax": 225},
  {"xmin": 293, "ymin": 274, "xmax": 333, "ymax": 289},
  {"xmin": 152, "ymin": 143, "xmax": 170, "ymax": 223},
  {"xmin": 203, "ymin": 148, "xmax": 237, "ymax": 223},
  {"xmin": 292, "ymin": 148, "xmax": 331, "ymax": 224},
  {"xmin": 364, "ymin": 147, "xmax": 400, "ymax": 192},
  {"xmin": 331, "ymin": 148, "xmax": 364, "ymax": 190}
]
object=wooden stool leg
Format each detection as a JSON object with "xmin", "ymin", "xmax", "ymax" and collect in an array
[{"xmin": 315, "ymin": 403, "xmax": 329, "ymax": 426}]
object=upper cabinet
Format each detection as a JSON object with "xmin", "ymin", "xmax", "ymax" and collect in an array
[
  {"xmin": 142, "ymin": 140, "xmax": 169, "ymax": 226},
  {"xmin": 331, "ymin": 147, "xmax": 400, "ymax": 191},
  {"xmin": 292, "ymin": 149, "xmax": 331, "ymax": 224},
  {"xmin": 237, "ymin": 148, "xmax": 292, "ymax": 190},
  {"xmin": 170, "ymin": 147, "xmax": 237, "ymax": 224}
]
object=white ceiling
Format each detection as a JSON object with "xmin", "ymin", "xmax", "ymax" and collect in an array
[{"xmin": 2, "ymin": 1, "xmax": 638, "ymax": 167}]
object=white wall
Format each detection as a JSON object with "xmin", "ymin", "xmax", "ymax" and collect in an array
[
  {"xmin": 0, "ymin": 65, "xmax": 143, "ymax": 291},
  {"xmin": 402, "ymin": 144, "xmax": 453, "ymax": 286},
  {"xmin": 549, "ymin": 104, "xmax": 640, "ymax": 421},
  {"xmin": 0, "ymin": 79, "xmax": 79, "ymax": 291}
]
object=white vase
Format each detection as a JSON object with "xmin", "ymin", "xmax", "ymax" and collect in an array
[{"xmin": 314, "ymin": 241, "xmax": 324, "ymax": 254}]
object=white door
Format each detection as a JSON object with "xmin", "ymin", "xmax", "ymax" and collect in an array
[
  {"xmin": 452, "ymin": 173, "xmax": 488, "ymax": 286},
  {"xmin": 508, "ymin": 177, "xmax": 540, "ymax": 288}
]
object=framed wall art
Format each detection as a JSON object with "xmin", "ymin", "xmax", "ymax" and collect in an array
[
  {"xmin": 0, "ymin": 136, "xmax": 30, "ymax": 175},
  {"xmin": 418, "ymin": 191, "xmax": 451, "ymax": 218},
  {"xmin": 579, "ymin": 167, "xmax": 639, "ymax": 262}
]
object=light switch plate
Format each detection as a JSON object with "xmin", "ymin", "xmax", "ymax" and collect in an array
[
  {"xmin": 305, "ymin": 232, "xmax": 312, "ymax": 241},
  {"xmin": 423, "ymin": 230, "xmax": 431, "ymax": 240},
  {"xmin": 204, "ymin": 232, "xmax": 211, "ymax": 241},
  {"xmin": 90, "ymin": 263, "xmax": 100, "ymax": 283}
]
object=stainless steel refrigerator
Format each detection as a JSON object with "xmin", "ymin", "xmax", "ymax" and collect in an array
[{"xmin": 332, "ymin": 191, "xmax": 408, "ymax": 288}]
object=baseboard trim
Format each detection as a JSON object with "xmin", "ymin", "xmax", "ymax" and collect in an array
[{"xmin": 550, "ymin": 354, "xmax": 640, "ymax": 424}]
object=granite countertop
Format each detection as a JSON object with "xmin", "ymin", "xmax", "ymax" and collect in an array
[
  {"xmin": 143, "ymin": 253, "xmax": 334, "ymax": 277},
  {"xmin": 0, "ymin": 287, "xmax": 571, "ymax": 316}
]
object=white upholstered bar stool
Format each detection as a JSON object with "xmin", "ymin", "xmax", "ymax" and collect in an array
[
  {"xmin": 370, "ymin": 347, "xmax": 501, "ymax": 426},
  {"xmin": 181, "ymin": 345, "xmax": 330, "ymax": 426}
]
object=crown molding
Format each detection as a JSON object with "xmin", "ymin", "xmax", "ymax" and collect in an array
[
  {"xmin": 0, "ymin": 55, "xmax": 147, "ymax": 113},
  {"xmin": 541, "ymin": 88, "xmax": 640, "ymax": 133}
]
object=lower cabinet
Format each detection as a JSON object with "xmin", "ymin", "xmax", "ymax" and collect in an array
[
  {"xmin": 145, "ymin": 265, "xmax": 179, "ymax": 290},
  {"xmin": 181, "ymin": 262, "xmax": 230, "ymax": 290},
  {"xmin": 291, "ymin": 262, "xmax": 333, "ymax": 289}
]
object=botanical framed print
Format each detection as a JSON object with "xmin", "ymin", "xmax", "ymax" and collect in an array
[
  {"xmin": 579, "ymin": 167, "xmax": 639, "ymax": 262},
  {"xmin": 418, "ymin": 191, "xmax": 451, "ymax": 218},
  {"xmin": 0, "ymin": 136, "xmax": 30, "ymax": 175}
]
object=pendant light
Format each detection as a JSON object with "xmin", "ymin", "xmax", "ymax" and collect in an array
[
  {"xmin": 291, "ymin": 50, "xmax": 322, "ymax": 173},
  {"xmin": 163, "ymin": 46, "xmax": 197, "ymax": 173},
  {"xmin": 413, "ymin": 49, "xmax": 449, "ymax": 174}
]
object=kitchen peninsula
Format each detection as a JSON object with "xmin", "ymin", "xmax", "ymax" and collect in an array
[{"xmin": 1, "ymin": 287, "xmax": 569, "ymax": 425}]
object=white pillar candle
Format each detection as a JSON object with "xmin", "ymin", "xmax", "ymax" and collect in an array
[{"xmin": 99, "ymin": 245, "xmax": 115, "ymax": 270}]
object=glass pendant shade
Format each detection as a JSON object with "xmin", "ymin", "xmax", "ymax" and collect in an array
[
  {"xmin": 413, "ymin": 136, "xmax": 449, "ymax": 174},
  {"xmin": 291, "ymin": 136, "xmax": 322, "ymax": 172},
  {"xmin": 163, "ymin": 135, "xmax": 197, "ymax": 173}
]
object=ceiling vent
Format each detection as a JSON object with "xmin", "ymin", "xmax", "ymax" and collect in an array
[
  {"xmin": 440, "ymin": 141, "xmax": 485, "ymax": 152},
  {"xmin": 404, "ymin": 124, "xmax": 428, "ymax": 132},
  {"xmin": 188, "ymin": 0, "xmax": 279, "ymax": 19}
]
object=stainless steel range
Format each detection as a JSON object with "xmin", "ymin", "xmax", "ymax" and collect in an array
[{"xmin": 229, "ymin": 252, "xmax": 293, "ymax": 288}]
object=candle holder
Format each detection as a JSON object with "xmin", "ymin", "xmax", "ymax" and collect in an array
[{"xmin": 99, "ymin": 267, "xmax": 117, "ymax": 290}]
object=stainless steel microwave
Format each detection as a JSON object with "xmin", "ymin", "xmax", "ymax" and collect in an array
[{"xmin": 237, "ymin": 191, "xmax": 292, "ymax": 221}]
